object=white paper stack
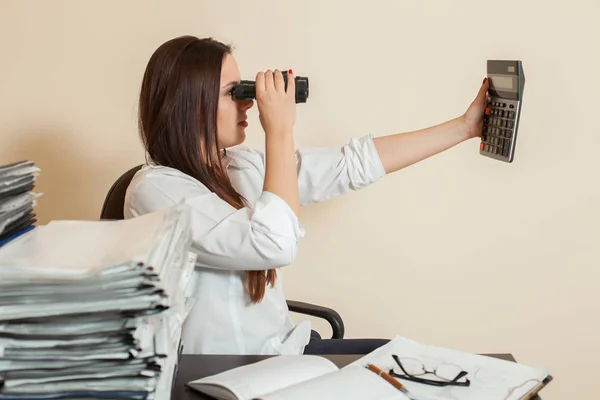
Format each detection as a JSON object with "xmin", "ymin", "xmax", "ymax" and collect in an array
[
  {"xmin": 0, "ymin": 161, "xmax": 41, "ymax": 247},
  {"xmin": 0, "ymin": 204, "xmax": 196, "ymax": 400}
]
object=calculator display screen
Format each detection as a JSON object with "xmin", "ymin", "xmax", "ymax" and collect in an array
[{"xmin": 489, "ymin": 74, "xmax": 517, "ymax": 92}]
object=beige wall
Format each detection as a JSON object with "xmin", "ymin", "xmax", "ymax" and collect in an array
[{"xmin": 1, "ymin": 1, "xmax": 599, "ymax": 399}]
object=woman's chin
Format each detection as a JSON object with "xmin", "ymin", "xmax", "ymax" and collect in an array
[
  {"xmin": 237, "ymin": 129, "xmax": 246, "ymax": 143},
  {"xmin": 231, "ymin": 129, "xmax": 246, "ymax": 146}
]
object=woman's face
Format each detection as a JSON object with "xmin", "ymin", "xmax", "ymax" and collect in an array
[{"xmin": 217, "ymin": 53, "xmax": 254, "ymax": 149}]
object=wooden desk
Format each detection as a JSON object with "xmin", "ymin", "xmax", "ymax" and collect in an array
[{"xmin": 171, "ymin": 353, "xmax": 542, "ymax": 400}]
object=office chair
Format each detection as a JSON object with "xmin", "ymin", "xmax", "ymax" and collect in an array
[{"xmin": 100, "ymin": 165, "xmax": 345, "ymax": 339}]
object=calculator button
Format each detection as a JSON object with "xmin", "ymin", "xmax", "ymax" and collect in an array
[
  {"xmin": 480, "ymin": 142, "xmax": 485, "ymax": 151},
  {"xmin": 500, "ymin": 110, "xmax": 506, "ymax": 118},
  {"xmin": 507, "ymin": 120, "xmax": 514, "ymax": 129},
  {"xmin": 509, "ymin": 104, "xmax": 515, "ymax": 109},
  {"xmin": 502, "ymin": 103, "xmax": 506, "ymax": 108},
  {"xmin": 484, "ymin": 107, "xmax": 491, "ymax": 116},
  {"xmin": 508, "ymin": 111, "xmax": 515, "ymax": 119}
]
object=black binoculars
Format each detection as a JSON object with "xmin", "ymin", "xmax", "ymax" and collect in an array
[{"xmin": 232, "ymin": 71, "xmax": 309, "ymax": 103}]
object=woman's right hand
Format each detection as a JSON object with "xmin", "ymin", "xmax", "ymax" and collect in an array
[
  {"xmin": 257, "ymin": 69, "xmax": 300, "ymax": 216},
  {"xmin": 255, "ymin": 69, "xmax": 296, "ymax": 137}
]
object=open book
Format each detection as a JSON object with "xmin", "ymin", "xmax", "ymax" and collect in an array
[
  {"xmin": 187, "ymin": 335, "xmax": 552, "ymax": 400},
  {"xmin": 186, "ymin": 355, "xmax": 409, "ymax": 400}
]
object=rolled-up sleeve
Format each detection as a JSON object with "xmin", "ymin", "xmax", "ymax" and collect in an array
[
  {"xmin": 295, "ymin": 134, "xmax": 387, "ymax": 205},
  {"xmin": 125, "ymin": 172, "xmax": 304, "ymax": 271}
]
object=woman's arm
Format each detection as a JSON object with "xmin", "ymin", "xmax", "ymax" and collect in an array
[
  {"xmin": 374, "ymin": 78, "xmax": 489, "ymax": 173},
  {"xmin": 373, "ymin": 115, "xmax": 469, "ymax": 173},
  {"xmin": 257, "ymin": 69, "xmax": 300, "ymax": 215},
  {"xmin": 288, "ymin": 78, "xmax": 488, "ymax": 205},
  {"xmin": 125, "ymin": 172, "xmax": 304, "ymax": 271},
  {"xmin": 293, "ymin": 135, "xmax": 387, "ymax": 205}
]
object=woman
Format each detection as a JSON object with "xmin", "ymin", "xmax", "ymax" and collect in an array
[{"xmin": 124, "ymin": 35, "xmax": 489, "ymax": 355}]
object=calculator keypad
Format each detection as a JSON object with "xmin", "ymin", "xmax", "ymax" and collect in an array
[{"xmin": 480, "ymin": 99, "xmax": 518, "ymax": 160}]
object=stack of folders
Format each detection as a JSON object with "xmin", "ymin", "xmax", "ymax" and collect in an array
[
  {"xmin": 0, "ymin": 161, "xmax": 41, "ymax": 247},
  {"xmin": 0, "ymin": 203, "xmax": 196, "ymax": 400}
]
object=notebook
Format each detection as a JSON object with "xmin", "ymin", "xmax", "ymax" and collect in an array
[
  {"xmin": 186, "ymin": 335, "xmax": 551, "ymax": 400},
  {"xmin": 186, "ymin": 355, "xmax": 409, "ymax": 400}
]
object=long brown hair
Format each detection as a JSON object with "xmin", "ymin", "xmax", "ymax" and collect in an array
[{"xmin": 138, "ymin": 35, "xmax": 276, "ymax": 304}]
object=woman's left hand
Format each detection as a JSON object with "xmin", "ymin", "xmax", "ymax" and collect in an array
[{"xmin": 462, "ymin": 78, "xmax": 489, "ymax": 139}]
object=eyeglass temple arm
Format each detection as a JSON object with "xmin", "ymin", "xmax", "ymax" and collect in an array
[
  {"xmin": 391, "ymin": 354, "xmax": 412, "ymax": 376},
  {"xmin": 448, "ymin": 370, "xmax": 470, "ymax": 385}
]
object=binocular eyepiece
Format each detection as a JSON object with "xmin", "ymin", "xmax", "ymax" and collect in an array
[{"xmin": 232, "ymin": 71, "xmax": 309, "ymax": 103}]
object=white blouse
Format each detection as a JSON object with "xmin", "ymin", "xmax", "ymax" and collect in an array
[{"xmin": 123, "ymin": 134, "xmax": 386, "ymax": 355}]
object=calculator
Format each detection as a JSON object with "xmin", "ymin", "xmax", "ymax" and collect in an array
[{"xmin": 480, "ymin": 60, "xmax": 525, "ymax": 163}]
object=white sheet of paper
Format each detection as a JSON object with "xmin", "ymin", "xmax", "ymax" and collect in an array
[
  {"xmin": 346, "ymin": 335, "xmax": 549, "ymax": 400},
  {"xmin": 258, "ymin": 367, "xmax": 409, "ymax": 400},
  {"xmin": 188, "ymin": 355, "xmax": 339, "ymax": 400},
  {"xmin": 0, "ymin": 205, "xmax": 185, "ymax": 278}
]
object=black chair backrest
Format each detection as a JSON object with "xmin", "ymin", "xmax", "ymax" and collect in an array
[{"xmin": 100, "ymin": 165, "xmax": 143, "ymax": 220}]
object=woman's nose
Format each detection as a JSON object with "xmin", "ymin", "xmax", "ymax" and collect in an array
[{"xmin": 238, "ymin": 99, "xmax": 254, "ymax": 111}]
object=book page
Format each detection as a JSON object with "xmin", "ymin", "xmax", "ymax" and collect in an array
[
  {"xmin": 346, "ymin": 335, "xmax": 550, "ymax": 400},
  {"xmin": 187, "ymin": 355, "xmax": 339, "ymax": 400},
  {"xmin": 256, "ymin": 367, "xmax": 409, "ymax": 400}
]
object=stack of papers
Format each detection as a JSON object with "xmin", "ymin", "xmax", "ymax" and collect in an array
[
  {"xmin": 0, "ymin": 204, "xmax": 196, "ymax": 400},
  {"xmin": 0, "ymin": 161, "xmax": 41, "ymax": 247}
]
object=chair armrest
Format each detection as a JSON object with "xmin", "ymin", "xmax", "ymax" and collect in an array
[{"xmin": 286, "ymin": 300, "xmax": 345, "ymax": 339}]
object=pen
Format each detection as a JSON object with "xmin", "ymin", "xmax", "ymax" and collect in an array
[
  {"xmin": 366, "ymin": 363, "xmax": 409, "ymax": 394},
  {"xmin": 521, "ymin": 380, "xmax": 545, "ymax": 400}
]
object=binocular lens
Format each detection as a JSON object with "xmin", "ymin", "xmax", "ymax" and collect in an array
[{"xmin": 233, "ymin": 71, "xmax": 309, "ymax": 103}]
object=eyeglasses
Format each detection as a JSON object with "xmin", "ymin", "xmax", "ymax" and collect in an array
[{"xmin": 388, "ymin": 354, "xmax": 471, "ymax": 387}]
